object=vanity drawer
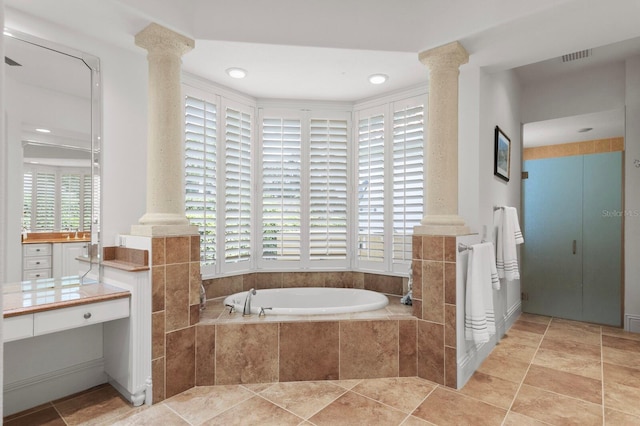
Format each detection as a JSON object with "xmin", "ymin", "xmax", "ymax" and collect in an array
[
  {"xmin": 33, "ymin": 298, "xmax": 130, "ymax": 336},
  {"xmin": 23, "ymin": 243, "xmax": 52, "ymax": 257},
  {"xmin": 23, "ymin": 256, "xmax": 52, "ymax": 270},
  {"xmin": 23, "ymin": 269, "xmax": 52, "ymax": 280},
  {"xmin": 3, "ymin": 315, "xmax": 34, "ymax": 342}
]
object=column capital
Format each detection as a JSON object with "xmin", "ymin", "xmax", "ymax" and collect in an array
[
  {"xmin": 418, "ymin": 41, "xmax": 469, "ymax": 71},
  {"xmin": 135, "ymin": 23, "xmax": 195, "ymax": 57}
]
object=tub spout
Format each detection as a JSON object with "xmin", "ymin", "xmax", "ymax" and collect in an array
[{"xmin": 243, "ymin": 288, "xmax": 257, "ymax": 316}]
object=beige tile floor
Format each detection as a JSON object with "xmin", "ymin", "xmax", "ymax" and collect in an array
[{"xmin": 5, "ymin": 313, "xmax": 640, "ymax": 425}]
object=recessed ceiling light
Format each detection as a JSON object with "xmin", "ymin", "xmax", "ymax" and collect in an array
[
  {"xmin": 226, "ymin": 67, "xmax": 247, "ymax": 79},
  {"xmin": 368, "ymin": 74, "xmax": 388, "ymax": 85},
  {"xmin": 577, "ymin": 127, "xmax": 593, "ymax": 133},
  {"xmin": 35, "ymin": 128, "xmax": 51, "ymax": 133}
]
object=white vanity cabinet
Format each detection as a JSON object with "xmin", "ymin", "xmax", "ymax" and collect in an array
[
  {"xmin": 52, "ymin": 241, "xmax": 88, "ymax": 278},
  {"xmin": 3, "ymin": 297, "xmax": 130, "ymax": 342},
  {"xmin": 22, "ymin": 243, "xmax": 52, "ymax": 280}
]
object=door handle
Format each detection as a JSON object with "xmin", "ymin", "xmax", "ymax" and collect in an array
[{"xmin": 572, "ymin": 240, "xmax": 577, "ymax": 255}]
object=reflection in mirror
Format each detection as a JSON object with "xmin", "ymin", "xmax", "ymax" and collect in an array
[{"xmin": 4, "ymin": 29, "xmax": 101, "ymax": 283}]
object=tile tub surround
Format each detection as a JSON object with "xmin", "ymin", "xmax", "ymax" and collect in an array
[
  {"xmin": 195, "ymin": 295, "xmax": 415, "ymax": 385},
  {"xmin": 151, "ymin": 235, "xmax": 202, "ymax": 402},
  {"xmin": 202, "ymin": 271, "xmax": 404, "ymax": 300},
  {"xmin": 411, "ymin": 234, "xmax": 458, "ymax": 388}
]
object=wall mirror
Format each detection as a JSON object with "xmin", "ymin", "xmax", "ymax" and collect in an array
[{"xmin": 3, "ymin": 28, "xmax": 101, "ymax": 283}]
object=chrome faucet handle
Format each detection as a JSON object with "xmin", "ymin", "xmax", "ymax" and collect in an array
[
  {"xmin": 224, "ymin": 304, "xmax": 236, "ymax": 314},
  {"xmin": 259, "ymin": 307, "xmax": 273, "ymax": 317}
]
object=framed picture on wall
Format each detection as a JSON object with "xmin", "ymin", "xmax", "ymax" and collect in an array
[{"xmin": 494, "ymin": 126, "xmax": 511, "ymax": 182}]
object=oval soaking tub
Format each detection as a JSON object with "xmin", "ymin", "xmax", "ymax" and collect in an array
[{"xmin": 223, "ymin": 287, "xmax": 389, "ymax": 315}]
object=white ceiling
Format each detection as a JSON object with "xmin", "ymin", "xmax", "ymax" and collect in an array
[{"xmin": 4, "ymin": 0, "xmax": 640, "ymax": 143}]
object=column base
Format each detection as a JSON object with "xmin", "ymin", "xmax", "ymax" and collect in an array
[
  {"xmin": 138, "ymin": 212, "xmax": 190, "ymax": 226},
  {"xmin": 130, "ymin": 224, "xmax": 199, "ymax": 237},
  {"xmin": 417, "ymin": 214, "xmax": 470, "ymax": 236}
]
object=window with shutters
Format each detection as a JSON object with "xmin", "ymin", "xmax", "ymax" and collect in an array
[
  {"xmin": 392, "ymin": 99, "xmax": 424, "ymax": 264},
  {"xmin": 355, "ymin": 96, "xmax": 425, "ymax": 272},
  {"xmin": 183, "ymin": 79, "xmax": 425, "ymax": 278},
  {"xmin": 224, "ymin": 105, "xmax": 252, "ymax": 264},
  {"xmin": 258, "ymin": 112, "xmax": 349, "ymax": 267},
  {"xmin": 261, "ymin": 117, "xmax": 301, "ymax": 261},
  {"xmin": 23, "ymin": 172, "xmax": 33, "ymax": 232},
  {"xmin": 357, "ymin": 112, "xmax": 386, "ymax": 263},
  {"xmin": 309, "ymin": 119, "xmax": 348, "ymax": 261},
  {"xmin": 184, "ymin": 95, "xmax": 217, "ymax": 272},
  {"xmin": 23, "ymin": 167, "xmax": 92, "ymax": 232}
]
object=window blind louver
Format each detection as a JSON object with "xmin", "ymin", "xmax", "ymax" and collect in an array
[
  {"xmin": 225, "ymin": 107, "xmax": 252, "ymax": 263},
  {"xmin": 185, "ymin": 96, "xmax": 217, "ymax": 266},
  {"xmin": 34, "ymin": 172, "xmax": 56, "ymax": 232},
  {"xmin": 358, "ymin": 114, "xmax": 385, "ymax": 262},
  {"xmin": 310, "ymin": 119, "xmax": 348, "ymax": 260},
  {"xmin": 392, "ymin": 104, "xmax": 425, "ymax": 262},
  {"xmin": 82, "ymin": 175, "xmax": 92, "ymax": 231},
  {"xmin": 60, "ymin": 174, "xmax": 82, "ymax": 231},
  {"xmin": 23, "ymin": 172, "xmax": 33, "ymax": 231},
  {"xmin": 261, "ymin": 118, "xmax": 301, "ymax": 260}
]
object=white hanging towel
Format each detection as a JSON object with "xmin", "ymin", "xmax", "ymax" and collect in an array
[
  {"xmin": 464, "ymin": 242, "xmax": 500, "ymax": 345},
  {"xmin": 496, "ymin": 206, "xmax": 524, "ymax": 281}
]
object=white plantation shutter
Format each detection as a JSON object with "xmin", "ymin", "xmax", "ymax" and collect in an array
[
  {"xmin": 357, "ymin": 113, "xmax": 385, "ymax": 262},
  {"xmin": 392, "ymin": 102, "xmax": 424, "ymax": 263},
  {"xmin": 60, "ymin": 174, "xmax": 81, "ymax": 231},
  {"xmin": 82, "ymin": 175, "xmax": 92, "ymax": 231},
  {"xmin": 185, "ymin": 95, "xmax": 217, "ymax": 267},
  {"xmin": 261, "ymin": 118, "xmax": 301, "ymax": 260},
  {"xmin": 224, "ymin": 106, "xmax": 252, "ymax": 263},
  {"xmin": 34, "ymin": 172, "xmax": 56, "ymax": 231},
  {"xmin": 309, "ymin": 119, "xmax": 348, "ymax": 260},
  {"xmin": 23, "ymin": 172, "xmax": 33, "ymax": 231}
]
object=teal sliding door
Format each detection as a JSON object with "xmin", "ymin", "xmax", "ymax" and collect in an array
[{"xmin": 522, "ymin": 152, "xmax": 622, "ymax": 326}]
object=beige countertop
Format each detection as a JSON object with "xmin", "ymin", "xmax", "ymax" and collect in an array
[
  {"xmin": 21, "ymin": 231, "xmax": 91, "ymax": 245},
  {"xmin": 3, "ymin": 277, "xmax": 130, "ymax": 318}
]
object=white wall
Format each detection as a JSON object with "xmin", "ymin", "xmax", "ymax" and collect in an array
[
  {"xmin": 457, "ymin": 65, "xmax": 523, "ymax": 386},
  {"xmin": 521, "ymin": 61, "xmax": 626, "ymax": 124},
  {"xmin": 520, "ymin": 59, "xmax": 639, "ymax": 330},
  {"xmin": 624, "ymin": 55, "xmax": 640, "ymax": 331}
]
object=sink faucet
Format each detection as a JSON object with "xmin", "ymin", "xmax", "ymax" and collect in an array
[{"xmin": 243, "ymin": 288, "xmax": 257, "ymax": 316}]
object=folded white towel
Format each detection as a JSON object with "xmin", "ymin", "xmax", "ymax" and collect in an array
[
  {"xmin": 496, "ymin": 206, "xmax": 524, "ymax": 281},
  {"xmin": 464, "ymin": 242, "xmax": 500, "ymax": 344}
]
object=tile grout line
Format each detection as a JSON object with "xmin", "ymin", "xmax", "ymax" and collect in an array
[{"xmin": 500, "ymin": 316, "xmax": 551, "ymax": 425}]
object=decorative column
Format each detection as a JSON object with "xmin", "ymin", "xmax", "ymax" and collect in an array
[
  {"xmin": 131, "ymin": 23, "xmax": 202, "ymax": 403},
  {"xmin": 412, "ymin": 41, "xmax": 469, "ymax": 390},
  {"xmin": 133, "ymin": 23, "xmax": 195, "ymax": 236},
  {"xmin": 417, "ymin": 41, "xmax": 469, "ymax": 236}
]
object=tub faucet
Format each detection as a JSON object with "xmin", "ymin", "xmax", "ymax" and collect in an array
[{"xmin": 243, "ymin": 288, "xmax": 257, "ymax": 316}]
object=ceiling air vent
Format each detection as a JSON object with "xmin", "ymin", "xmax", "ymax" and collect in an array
[
  {"xmin": 561, "ymin": 49, "xmax": 592, "ymax": 63},
  {"xmin": 4, "ymin": 56, "xmax": 21, "ymax": 66}
]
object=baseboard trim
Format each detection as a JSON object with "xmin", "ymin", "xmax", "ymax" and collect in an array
[
  {"xmin": 625, "ymin": 314, "xmax": 640, "ymax": 333},
  {"xmin": 457, "ymin": 302, "xmax": 522, "ymax": 389},
  {"xmin": 4, "ymin": 358, "xmax": 107, "ymax": 416}
]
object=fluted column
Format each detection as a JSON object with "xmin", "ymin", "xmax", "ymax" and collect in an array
[
  {"xmin": 133, "ymin": 23, "xmax": 195, "ymax": 236},
  {"xmin": 417, "ymin": 41, "xmax": 469, "ymax": 236}
]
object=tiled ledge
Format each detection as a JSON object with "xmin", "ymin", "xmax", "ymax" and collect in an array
[
  {"xmin": 200, "ymin": 294, "xmax": 413, "ymax": 324},
  {"xmin": 102, "ymin": 246, "xmax": 150, "ymax": 272}
]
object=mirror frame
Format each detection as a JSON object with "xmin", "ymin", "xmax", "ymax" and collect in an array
[{"xmin": 5, "ymin": 28, "xmax": 102, "ymax": 282}]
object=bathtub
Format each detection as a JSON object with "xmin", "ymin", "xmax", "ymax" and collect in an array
[{"xmin": 223, "ymin": 287, "xmax": 389, "ymax": 315}]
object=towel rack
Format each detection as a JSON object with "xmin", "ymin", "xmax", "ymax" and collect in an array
[
  {"xmin": 493, "ymin": 206, "xmax": 505, "ymax": 211},
  {"xmin": 458, "ymin": 240, "xmax": 489, "ymax": 253},
  {"xmin": 458, "ymin": 243, "xmax": 474, "ymax": 253}
]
